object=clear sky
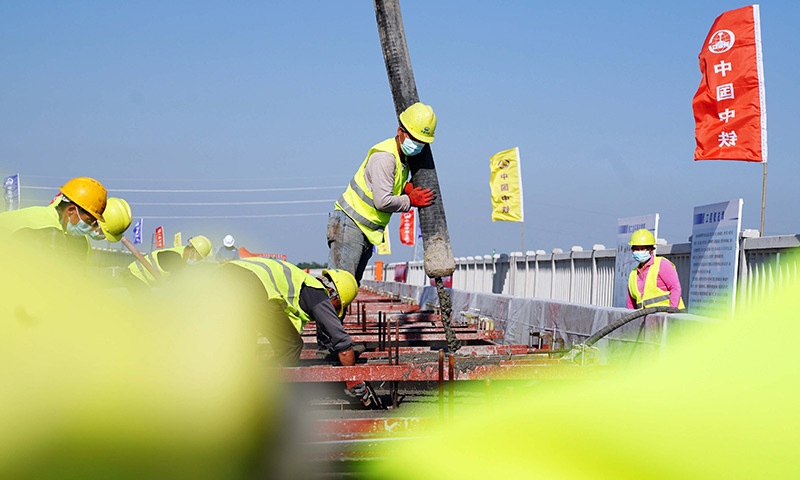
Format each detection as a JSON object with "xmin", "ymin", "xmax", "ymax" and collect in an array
[{"xmin": 2, "ymin": 1, "xmax": 798, "ymax": 264}]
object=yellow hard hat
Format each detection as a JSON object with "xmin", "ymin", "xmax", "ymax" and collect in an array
[
  {"xmin": 60, "ymin": 177, "xmax": 107, "ymax": 222},
  {"xmin": 322, "ymin": 269, "xmax": 358, "ymax": 318},
  {"xmin": 99, "ymin": 197, "xmax": 132, "ymax": 242},
  {"xmin": 188, "ymin": 235, "xmax": 212, "ymax": 259},
  {"xmin": 399, "ymin": 102, "xmax": 436, "ymax": 143},
  {"xmin": 629, "ymin": 229, "xmax": 656, "ymax": 246}
]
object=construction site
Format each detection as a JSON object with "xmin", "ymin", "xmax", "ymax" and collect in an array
[{"xmin": 2, "ymin": 1, "xmax": 799, "ymax": 479}]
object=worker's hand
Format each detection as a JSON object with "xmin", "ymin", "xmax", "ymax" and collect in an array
[
  {"xmin": 407, "ymin": 186, "xmax": 434, "ymax": 207},
  {"xmin": 403, "ymin": 182, "xmax": 414, "ymax": 195},
  {"xmin": 345, "ymin": 381, "xmax": 383, "ymax": 409}
]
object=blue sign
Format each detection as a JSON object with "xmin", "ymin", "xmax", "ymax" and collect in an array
[
  {"xmin": 3, "ymin": 174, "xmax": 20, "ymax": 211},
  {"xmin": 133, "ymin": 218, "xmax": 143, "ymax": 245}
]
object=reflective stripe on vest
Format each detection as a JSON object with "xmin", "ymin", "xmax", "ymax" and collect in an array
[
  {"xmin": 335, "ymin": 137, "xmax": 409, "ymax": 245},
  {"xmin": 628, "ymin": 256, "xmax": 685, "ymax": 309},
  {"xmin": 230, "ymin": 258, "xmax": 324, "ymax": 333}
]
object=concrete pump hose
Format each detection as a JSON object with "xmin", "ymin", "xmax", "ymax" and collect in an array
[{"xmin": 584, "ymin": 306, "xmax": 686, "ymax": 347}]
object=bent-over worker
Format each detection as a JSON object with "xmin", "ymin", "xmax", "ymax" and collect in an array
[
  {"xmin": 627, "ymin": 229, "xmax": 685, "ymax": 310},
  {"xmin": 0, "ymin": 177, "xmax": 106, "ymax": 261},
  {"xmin": 218, "ymin": 258, "xmax": 379, "ymax": 407},
  {"xmin": 126, "ymin": 235, "xmax": 213, "ymax": 289}
]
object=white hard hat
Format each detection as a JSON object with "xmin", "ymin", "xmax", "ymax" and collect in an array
[{"xmin": 223, "ymin": 235, "xmax": 235, "ymax": 248}]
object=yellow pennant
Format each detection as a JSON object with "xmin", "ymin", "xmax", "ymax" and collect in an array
[
  {"xmin": 173, "ymin": 232, "xmax": 182, "ymax": 248},
  {"xmin": 489, "ymin": 147, "xmax": 524, "ymax": 222},
  {"xmin": 376, "ymin": 227, "xmax": 391, "ymax": 255}
]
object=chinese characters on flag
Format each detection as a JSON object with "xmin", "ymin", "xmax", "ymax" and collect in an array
[
  {"xmin": 693, "ymin": 5, "xmax": 766, "ymax": 162},
  {"xmin": 376, "ymin": 227, "xmax": 391, "ymax": 255},
  {"xmin": 399, "ymin": 211, "xmax": 415, "ymax": 245},
  {"xmin": 489, "ymin": 147, "xmax": 524, "ymax": 222},
  {"xmin": 155, "ymin": 226, "xmax": 164, "ymax": 249},
  {"xmin": 173, "ymin": 232, "xmax": 182, "ymax": 248}
]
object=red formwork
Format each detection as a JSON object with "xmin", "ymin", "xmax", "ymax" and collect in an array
[{"xmin": 279, "ymin": 287, "xmax": 589, "ymax": 459}]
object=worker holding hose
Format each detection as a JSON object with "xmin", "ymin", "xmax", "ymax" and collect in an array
[
  {"xmin": 217, "ymin": 259, "xmax": 381, "ymax": 408},
  {"xmin": 0, "ymin": 177, "xmax": 107, "ymax": 261},
  {"xmin": 327, "ymin": 102, "xmax": 437, "ymax": 283},
  {"xmin": 627, "ymin": 229, "xmax": 685, "ymax": 309}
]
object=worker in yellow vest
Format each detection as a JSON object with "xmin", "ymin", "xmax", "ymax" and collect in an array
[
  {"xmin": 0, "ymin": 177, "xmax": 107, "ymax": 261},
  {"xmin": 328, "ymin": 102, "xmax": 437, "ymax": 283},
  {"xmin": 126, "ymin": 235, "xmax": 212, "ymax": 289},
  {"xmin": 627, "ymin": 229, "xmax": 685, "ymax": 310},
  {"xmin": 218, "ymin": 258, "xmax": 379, "ymax": 407}
]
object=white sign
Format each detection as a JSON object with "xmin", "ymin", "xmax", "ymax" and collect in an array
[
  {"xmin": 688, "ymin": 199, "xmax": 743, "ymax": 317},
  {"xmin": 614, "ymin": 214, "xmax": 659, "ymax": 308}
]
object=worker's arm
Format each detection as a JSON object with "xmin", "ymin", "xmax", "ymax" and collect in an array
[
  {"xmin": 657, "ymin": 261, "xmax": 683, "ymax": 308},
  {"xmin": 298, "ymin": 285, "xmax": 355, "ymax": 359},
  {"xmin": 364, "ymin": 152, "xmax": 411, "ymax": 213}
]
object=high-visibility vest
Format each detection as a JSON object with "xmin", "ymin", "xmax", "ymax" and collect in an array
[
  {"xmin": 335, "ymin": 137, "xmax": 409, "ymax": 245},
  {"xmin": 628, "ymin": 256, "xmax": 685, "ymax": 309},
  {"xmin": 0, "ymin": 205, "xmax": 91, "ymax": 262},
  {"xmin": 0, "ymin": 205, "xmax": 63, "ymax": 240},
  {"xmin": 228, "ymin": 257, "xmax": 325, "ymax": 334},
  {"xmin": 128, "ymin": 246, "xmax": 186, "ymax": 286}
]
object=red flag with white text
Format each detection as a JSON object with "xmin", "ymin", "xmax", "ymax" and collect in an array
[
  {"xmin": 155, "ymin": 226, "xmax": 164, "ymax": 249},
  {"xmin": 693, "ymin": 5, "xmax": 766, "ymax": 162},
  {"xmin": 399, "ymin": 211, "xmax": 415, "ymax": 246}
]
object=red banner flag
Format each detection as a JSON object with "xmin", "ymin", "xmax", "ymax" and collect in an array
[
  {"xmin": 692, "ymin": 5, "xmax": 767, "ymax": 162},
  {"xmin": 399, "ymin": 211, "xmax": 415, "ymax": 246},
  {"xmin": 155, "ymin": 226, "xmax": 164, "ymax": 249},
  {"xmin": 693, "ymin": 5, "xmax": 766, "ymax": 162}
]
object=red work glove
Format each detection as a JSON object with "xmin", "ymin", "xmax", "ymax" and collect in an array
[
  {"xmin": 406, "ymin": 185, "xmax": 434, "ymax": 207},
  {"xmin": 403, "ymin": 182, "xmax": 414, "ymax": 195}
]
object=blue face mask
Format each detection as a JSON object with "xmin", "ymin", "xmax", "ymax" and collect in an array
[
  {"xmin": 632, "ymin": 250, "xmax": 652, "ymax": 263},
  {"xmin": 88, "ymin": 228, "xmax": 105, "ymax": 240},
  {"xmin": 66, "ymin": 216, "xmax": 94, "ymax": 237},
  {"xmin": 400, "ymin": 137, "xmax": 425, "ymax": 156}
]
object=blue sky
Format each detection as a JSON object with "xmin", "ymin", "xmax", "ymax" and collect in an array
[{"xmin": 2, "ymin": 1, "xmax": 798, "ymax": 264}]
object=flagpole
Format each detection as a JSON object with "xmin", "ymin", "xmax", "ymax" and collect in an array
[
  {"xmin": 760, "ymin": 162, "xmax": 767, "ymax": 236},
  {"xmin": 521, "ymin": 221, "xmax": 525, "ymax": 256}
]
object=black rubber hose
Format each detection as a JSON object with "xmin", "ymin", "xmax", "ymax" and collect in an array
[{"xmin": 584, "ymin": 306, "xmax": 686, "ymax": 347}]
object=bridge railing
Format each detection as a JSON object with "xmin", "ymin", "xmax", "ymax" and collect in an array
[{"xmin": 363, "ymin": 233, "xmax": 799, "ymax": 309}]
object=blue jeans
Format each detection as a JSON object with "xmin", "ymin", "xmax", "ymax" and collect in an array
[{"xmin": 326, "ymin": 210, "xmax": 374, "ymax": 285}]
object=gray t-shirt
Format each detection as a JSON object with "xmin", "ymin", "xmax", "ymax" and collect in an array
[{"xmin": 363, "ymin": 151, "xmax": 411, "ymax": 213}]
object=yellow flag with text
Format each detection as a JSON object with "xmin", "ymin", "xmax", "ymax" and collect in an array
[
  {"xmin": 174, "ymin": 232, "xmax": 182, "ymax": 247},
  {"xmin": 376, "ymin": 227, "xmax": 391, "ymax": 255},
  {"xmin": 490, "ymin": 147, "xmax": 524, "ymax": 222}
]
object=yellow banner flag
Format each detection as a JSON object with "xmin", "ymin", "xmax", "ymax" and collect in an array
[
  {"xmin": 376, "ymin": 227, "xmax": 392, "ymax": 255},
  {"xmin": 489, "ymin": 147, "xmax": 524, "ymax": 222},
  {"xmin": 174, "ymin": 232, "xmax": 182, "ymax": 247}
]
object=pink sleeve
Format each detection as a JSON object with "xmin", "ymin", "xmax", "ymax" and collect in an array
[
  {"xmin": 658, "ymin": 261, "xmax": 683, "ymax": 308},
  {"xmin": 626, "ymin": 291, "xmax": 635, "ymax": 309}
]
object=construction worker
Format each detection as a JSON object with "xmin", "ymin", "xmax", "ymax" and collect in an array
[
  {"xmin": 126, "ymin": 235, "xmax": 213, "ymax": 289},
  {"xmin": 218, "ymin": 258, "xmax": 379, "ymax": 406},
  {"xmin": 0, "ymin": 177, "xmax": 106, "ymax": 260},
  {"xmin": 215, "ymin": 234, "xmax": 240, "ymax": 263},
  {"xmin": 328, "ymin": 102, "xmax": 437, "ymax": 283},
  {"xmin": 627, "ymin": 229, "xmax": 685, "ymax": 310}
]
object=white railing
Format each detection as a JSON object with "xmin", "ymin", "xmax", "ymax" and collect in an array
[{"xmin": 363, "ymin": 233, "xmax": 799, "ymax": 309}]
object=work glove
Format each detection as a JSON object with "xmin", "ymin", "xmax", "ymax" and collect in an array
[
  {"xmin": 405, "ymin": 184, "xmax": 434, "ymax": 207},
  {"xmin": 345, "ymin": 381, "xmax": 383, "ymax": 409}
]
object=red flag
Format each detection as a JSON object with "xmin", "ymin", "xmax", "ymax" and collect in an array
[
  {"xmin": 399, "ymin": 211, "xmax": 415, "ymax": 246},
  {"xmin": 693, "ymin": 5, "xmax": 766, "ymax": 162},
  {"xmin": 155, "ymin": 226, "xmax": 164, "ymax": 249}
]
